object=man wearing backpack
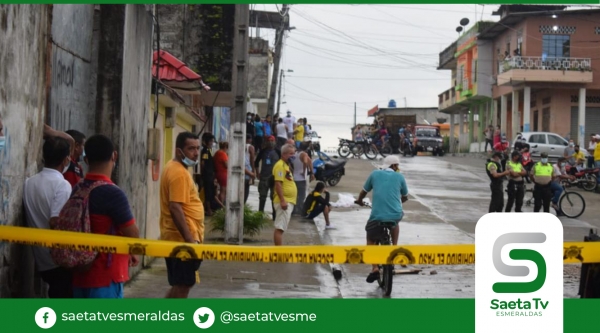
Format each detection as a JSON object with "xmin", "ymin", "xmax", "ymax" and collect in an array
[
  {"xmin": 69, "ymin": 134, "xmax": 140, "ymax": 298},
  {"xmin": 23, "ymin": 137, "xmax": 74, "ymax": 298},
  {"xmin": 160, "ymin": 132, "xmax": 204, "ymax": 298}
]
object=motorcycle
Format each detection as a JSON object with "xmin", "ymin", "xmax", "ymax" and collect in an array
[
  {"xmin": 564, "ymin": 165, "xmax": 598, "ymax": 192},
  {"xmin": 313, "ymin": 151, "xmax": 346, "ymax": 186},
  {"xmin": 337, "ymin": 137, "xmax": 377, "ymax": 160},
  {"xmin": 373, "ymin": 135, "xmax": 392, "ymax": 157},
  {"xmin": 401, "ymin": 132, "xmax": 415, "ymax": 157}
]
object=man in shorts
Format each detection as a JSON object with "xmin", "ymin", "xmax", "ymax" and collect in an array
[
  {"xmin": 160, "ymin": 132, "xmax": 204, "ymax": 298},
  {"xmin": 355, "ymin": 155, "xmax": 408, "ymax": 283},
  {"xmin": 272, "ymin": 143, "xmax": 297, "ymax": 245}
]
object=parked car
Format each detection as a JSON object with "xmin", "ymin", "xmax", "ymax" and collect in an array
[
  {"xmin": 513, "ymin": 132, "xmax": 590, "ymax": 161},
  {"xmin": 413, "ymin": 125, "xmax": 444, "ymax": 156}
]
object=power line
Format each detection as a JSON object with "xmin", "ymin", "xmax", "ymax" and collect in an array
[
  {"xmin": 287, "ymin": 75, "xmax": 448, "ymax": 81},
  {"xmin": 284, "ymin": 80, "xmax": 370, "ymax": 110}
]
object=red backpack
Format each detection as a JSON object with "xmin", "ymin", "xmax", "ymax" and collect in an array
[{"xmin": 50, "ymin": 180, "xmax": 113, "ymax": 269}]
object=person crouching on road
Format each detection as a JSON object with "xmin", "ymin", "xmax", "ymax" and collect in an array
[
  {"xmin": 273, "ymin": 144, "xmax": 298, "ymax": 246},
  {"xmin": 486, "ymin": 152, "xmax": 510, "ymax": 213},
  {"xmin": 302, "ymin": 181, "xmax": 333, "ymax": 229},
  {"xmin": 530, "ymin": 152, "xmax": 554, "ymax": 213},
  {"xmin": 505, "ymin": 151, "xmax": 527, "ymax": 212}
]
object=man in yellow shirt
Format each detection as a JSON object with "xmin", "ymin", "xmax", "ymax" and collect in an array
[
  {"xmin": 160, "ymin": 132, "xmax": 204, "ymax": 298},
  {"xmin": 294, "ymin": 120, "xmax": 305, "ymax": 148},
  {"xmin": 273, "ymin": 143, "xmax": 298, "ymax": 245},
  {"xmin": 595, "ymin": 135, "xmax": 600, "ymax": 169}
]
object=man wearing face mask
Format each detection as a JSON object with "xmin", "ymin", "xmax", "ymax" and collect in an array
[
  {"xmin": 200, "ymin": 133, "xmax": 216, "ymax": 216},
  {"xmin": 63, "ymin": 130, "xmax": 86, "ymax": 188},
  {"xmin": 71, "ymin": 134, "xmax": 140, "ymax": 298},
  {"xmin": 505, "ymin": 151, "xmax": 527, "ymax": 212},
  {"xmin": 23, "ymin": 137, "xmax": 74, "ymax": 298},
  {"xmin": 256, "ymin": 136, "xmax": 280, "ymax": 217},
  {"xmin": 160, "ymin": 132, "xmax": 204, "ymax": 298},
  {"xmin": 563, "ymin": 139, "xmax": 576, "ymax": 167},
  {"xmin": 550, "ymin": 157, "xmax": 575, "ymax": 216},
  {"xmin": 486, "ymin": 152, "xmax": 510, "ymax": 213},
  {"xmin": 530, "ymin": 152, "xmax": 555, "ymax": 213}
]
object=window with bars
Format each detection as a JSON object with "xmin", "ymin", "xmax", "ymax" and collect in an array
[
  {"xmin": 542, "ymin": 97, "xmax": 551, "ymax": 105},
  {"xmin": 571, "ymin": 95, "xmax": 600, "ymax": 103},
  {"xmin": 542, "ymin": 35, "xmax": 570, "ymax": 58}
]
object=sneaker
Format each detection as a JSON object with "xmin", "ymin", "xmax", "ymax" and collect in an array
[{"xmin": 325, "ymin": 224, "xmax": 336, "ymax": 229}]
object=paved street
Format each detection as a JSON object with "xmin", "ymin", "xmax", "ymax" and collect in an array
[{"xmin": 125, "ymin": 154, "xmax": 595, "ymax": 299}]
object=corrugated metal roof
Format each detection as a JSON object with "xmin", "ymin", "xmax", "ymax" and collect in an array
[{"xmin": 152, "ymin": 50, "xmax": 201, "ymax": 82}]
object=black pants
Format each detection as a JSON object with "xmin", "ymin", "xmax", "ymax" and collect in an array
[
  {"xmin": 244, "ymin": 179, "xmax": 250, "ymax": 204},
  {"xmin": 523, "ymin": 164, "xmax": 533, "ymax": 183},
  {"xmin": 533, "ymin": 183, "xmax": 552, "ymax": 213},
  {"xmin": 485, "ymin": 139, "xmax": 493, "ymax": 151},
  {"xmin": 40, "ymin": 267, "xmax": 73, "ymax": 298},
  {"xmin": 489, "ymin": 182, "xmax": 504, "ymax": 213},
  {"xmin": 202, "ymin": 175, "xmax": 215, "ymax": 206},
  {"xmin": 505, "ymin": 180, "xmax": 525, "ymax": 212}
]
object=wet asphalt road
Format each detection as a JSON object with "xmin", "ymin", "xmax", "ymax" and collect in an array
[{"xmin": 309, "ymin": 154, "xmax": 591, "ymax": 298}]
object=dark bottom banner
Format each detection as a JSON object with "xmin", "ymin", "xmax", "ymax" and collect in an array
[{"xmin": 0, "ymin": 299, "xmax": 597, "ymax": 332}]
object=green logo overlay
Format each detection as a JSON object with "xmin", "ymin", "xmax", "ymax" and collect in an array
[{"xmin": 492, "ymin": 233, "xmax": 547, "ymax": 294}]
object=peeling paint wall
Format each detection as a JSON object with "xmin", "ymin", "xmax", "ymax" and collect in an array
[
  {"xmin": 49, "ymin": 5, "xmax": 96, "ymax": 136},
  {"xmin": 0, "ymin": 4, "xmax": 50, "ymax": 297}
]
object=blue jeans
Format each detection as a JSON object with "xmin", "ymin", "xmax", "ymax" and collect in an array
[
  {"xmin": 73, "ymin": 281, "xmax": 123, "ymax": 299},
  {"xmin": 550, "ymin": 181, "xmax": 563, "ymax": 205}
]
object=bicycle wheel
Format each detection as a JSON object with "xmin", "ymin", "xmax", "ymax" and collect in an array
[
  {"xmin": 582, "ymin": 174, "xmax": 597, "ymax": 192},
  {"xmin": 377, "ymin": 264, "xmax": 385, "ymax": 288},
  {"xmin": 559, "ymin": 191, "xmax": 586, "ymax": 218},
  {"xmin": 364, "ymin": 145, "xmax": 378, "ymax": 160},
  {"xmin": 382, "ymin": 264, "xmax": 393, "ymax": 296}
]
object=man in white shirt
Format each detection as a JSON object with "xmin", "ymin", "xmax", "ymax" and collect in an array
[
  {"xmin": 275, "ymin": 117, "xmax": 288, "ymax": 149},
  {"xmin": 587, "ymin": 134, "xmax": 597, "ymax": 168},
  {"xmin": 283, "ymin": 110, "xmax": 296, "ymax": 139},
  {"xmin": 23, "ymin": 136, "xmax": 73, "ymax": 298}
]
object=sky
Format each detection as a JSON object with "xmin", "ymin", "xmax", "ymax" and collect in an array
[{"xmin": 252, "ymin": 4, "xmax": 499, "ymax": 149}]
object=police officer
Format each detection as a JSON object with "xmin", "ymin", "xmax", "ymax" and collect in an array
[
  {"xmin": 531, "ymin": 152, "xmax": 554, "ymax": 213},
  {"xmin": 486, "ymin": 152, "xmax": 510, "ymax": 212},
  {"xmin": 505, "ymin": 151, "xmax": 527, "ymax": 212}
]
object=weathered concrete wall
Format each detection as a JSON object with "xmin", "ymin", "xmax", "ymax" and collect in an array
[
  {"xmin": 49, "ymin": 5, "xmax": 96, "ymax": 136},
  {"xmin": 0, "ymin": 4, "xmax": 50, "ymax": 297},
  {"xmin": 95, "ymin": 4, "xmax": 153, "ymax": 276},
  {"xmin": 248, "ymin": 55, "xmax": 268, "ymax": 99}
]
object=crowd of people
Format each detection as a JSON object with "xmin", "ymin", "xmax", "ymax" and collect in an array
[{"xmin": 486, "ymin": 131, "xmax": 600, "ymax": 216}]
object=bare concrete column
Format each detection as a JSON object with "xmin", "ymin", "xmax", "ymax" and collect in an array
[
  {"xmin": 578, "ymin": 88, "xmax": 586, "ymax": 146},
  {"xmin": 459, "ymin": 109, "xmax": 465, "ymax": 152},
  {"xmin": 478, "ymin": 103, "xmax": 484, "ymax": 152},
  {"xmin": 523, "ymin": 86, "xmax": 531, "ymax": 133},
  {"xmin": 492, "ymin": 98, "xmax": 498, "ymax": 128},
  {"xmin": 500, "ymin": 95, "xmax": 507, "ymax": 136},
  {"xmin": 449, "ymin": 112, "xmax": 455, "ymax": 153},
  {"xmin": 512, "ymin": 89, "xmax": 520, "ymax": 139}
]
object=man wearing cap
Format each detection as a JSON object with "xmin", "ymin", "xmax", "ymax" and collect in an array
[
  {"xmin": 256, "ymin": 136, "xmax": 281, "ymax": 218},
  {"xmin": 505, "ymin": 151, "xmax": 527, "ymax": 212},
  {"xmin": 355, "ymin": 155, "xmax": 409, "ymax": 283},
  {"xmin": 530, "ymin": 152, "xmax": 554, "ymax": 213},
  {"xmin": 486, "ymin": 152, "xmax": 510, "ymax": 213}
]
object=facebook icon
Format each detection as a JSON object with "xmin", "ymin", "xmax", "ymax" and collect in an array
[{"xmin": 35, "ymin": 307, "xmax": 56, "ymax": 329}]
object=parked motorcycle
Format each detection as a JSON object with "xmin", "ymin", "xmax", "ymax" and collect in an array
[
  {"xmin": 313, "ymin": 151, "xmax": 346, "ymax": 186},
  {"xmin": 564, "ymin": 165, "xmax": 598, "ymax": 192},
  {"xmin": 337, "ymin": 137, "xmax": 377, "ymax": 160}
]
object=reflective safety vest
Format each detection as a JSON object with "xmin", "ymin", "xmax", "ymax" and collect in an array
[
  {"xmin": 507, "ymin": 161, "xmax": 523, "ymax": 173},
  {"xmin": 533, "ymin": 162, "xmax": 553, "ymax": 176},
  {"xmin": 486, "ymin": 160, "xmax": 502, "ymax": 183}
]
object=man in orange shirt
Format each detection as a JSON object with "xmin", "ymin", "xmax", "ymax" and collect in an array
[{"xmin": 160, "ymin": 132, "xmax": 204, "ymax": 298}]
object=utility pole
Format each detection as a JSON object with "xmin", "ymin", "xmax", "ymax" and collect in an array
[
  {"xmin": 267, "ymin": 4, "xmax": 288, "ymax": 124},
  {"xmin": 354, "ymin": 102, "xmax": 356, "ymax": 128},
  {"xmin": 276, "ymin": 69, "xmax": 284, "ymax": 120},
  {"xmin": 225, "ymin": 4, "xmax": 250, "ymax": 244}
]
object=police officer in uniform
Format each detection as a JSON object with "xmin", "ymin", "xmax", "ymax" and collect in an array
[
  {"xmin": 486, "ymin": 152, "xmax": 510, "ymax": 212},
  {"xmin": 531, "ymin": 152, "xmax": 554, "ymax": 213},
  {"xmin": 505, "ymin": 151, "xmax": 527, "ymax": 212}
]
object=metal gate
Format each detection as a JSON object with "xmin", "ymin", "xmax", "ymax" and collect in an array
[{"xmin": 570, "ymin": 107, "xmax": 600, "ymax": 147}]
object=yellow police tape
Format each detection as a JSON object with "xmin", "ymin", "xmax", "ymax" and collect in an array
[{"xmin": 0, "ymin": 226, "xmax": 598, "ymax": 265}]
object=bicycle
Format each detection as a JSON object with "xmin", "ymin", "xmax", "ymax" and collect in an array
[
  {"xmin": 524, "ymin": 183, "xmax": 586, "ymax": 218},
  {"xmin": 357, "ymin": 202, "xmax": 395, "ymax": 296}
]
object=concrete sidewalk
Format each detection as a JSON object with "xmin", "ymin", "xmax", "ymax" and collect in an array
[{"xmin": 124, "ymin": 185, "xmax": 340, "ymax": 298}]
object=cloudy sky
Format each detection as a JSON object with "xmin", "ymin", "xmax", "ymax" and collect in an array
[{"xmin": 252, "ymin": 4, "xmax": 499, "ymax": 149}]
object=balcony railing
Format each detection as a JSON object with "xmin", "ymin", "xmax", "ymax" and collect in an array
[{"xmin": 499, "ymin": 56, "xmax": 592, "ymax": 74}]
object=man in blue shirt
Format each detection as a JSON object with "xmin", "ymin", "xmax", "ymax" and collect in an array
[{"xmin": 355, "ymin": 155, "xmax": 408, "ymax": 283}]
